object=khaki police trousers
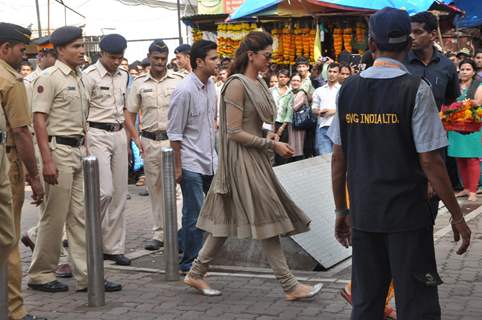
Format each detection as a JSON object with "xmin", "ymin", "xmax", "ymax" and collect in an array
[
  {"xmin": 28, "ymin": 143, "xmax": 88, "ymax": 289},
  {"xmin": 141, "ymin": 136, "xmax": 170, "ymax": 241},
  {"xmin": 87, "ymin": 128, "xmax": 128, "ymax": 255},
  {"xmin": 0, "ymin": 147, "xmax": 15, "ymax": 262},
  {"xmin": 6, "ymin": 148, "xmax": 27, "ymax": 319}
]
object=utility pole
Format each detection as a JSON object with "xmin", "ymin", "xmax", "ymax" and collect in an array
[
  {"xmin": 48, "ymin": 0, "xmax": 51, "ymax": 34},
  {"xmin": 34, "ymin": 0, "xmax": 42, "ymax": 37},
  {"xmin": 177, "ymin": 0, "xmax": 183, "ymax": 44}
]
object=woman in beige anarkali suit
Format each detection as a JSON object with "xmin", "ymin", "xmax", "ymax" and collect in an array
[{"xmin": 184, "ymin": 31, "xmax": 322, "ymax": 301}]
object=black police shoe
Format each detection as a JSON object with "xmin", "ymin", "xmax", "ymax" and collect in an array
[
  {"xmin": 103, "ymin": 254, "xmax": 131, "ymax": 266},
  {"xmin": 144, "ymin": 239, "xmax": 163, "ymax": 251},
  {"xmin": 76, "ymin": 280, "xmax": 122, "ymax": 292},
  {"xmin": 22, "ymin": 315, "xmax": 48, "ymax": 320},
  {"xmin": 28, "ymin": 280, "xmax": 69, "ymax": 293}
]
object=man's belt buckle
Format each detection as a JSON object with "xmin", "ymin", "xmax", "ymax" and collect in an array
[{"xmin": 110, "ymin": 123, "xmax": 121, "ymax": 131}]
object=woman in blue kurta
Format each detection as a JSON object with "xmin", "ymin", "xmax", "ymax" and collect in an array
[{"xmin": 448, "ymin": 59, "xmax": 482, "ymax": 201}]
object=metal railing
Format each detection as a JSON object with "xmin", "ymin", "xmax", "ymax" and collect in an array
[
  {"xmin": 161, "ymin": 147, "xmax": 179, "ymax": 281},
  {"xmin": 83, "ymin": 156, "xmax": 105, "ymax": 307}
]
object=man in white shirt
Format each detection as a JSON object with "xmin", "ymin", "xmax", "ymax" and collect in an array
[{"xmin": 312, "ymin": 63, "xmax": 340, "ymax": 156}]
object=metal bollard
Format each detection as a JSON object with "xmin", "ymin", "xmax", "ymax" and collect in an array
[
  {"xmin": 83, "ymin": 156, "xmax": 105, "ymax": 307},
  {"xmin": 0, "ymin": 261, "xmax": 7, "ymax": 320},
  {"xmin": 161, "ymin": 147, "xmax": 179, "ymax": 281}
]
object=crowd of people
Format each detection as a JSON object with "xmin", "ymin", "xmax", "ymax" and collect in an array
[{"xmin": 0, "ymin": 7, "xmax": 480, "ymax": 320}]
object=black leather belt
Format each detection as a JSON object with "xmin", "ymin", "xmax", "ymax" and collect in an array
[
  {"xmin": 49, "ymin": 136, "xmax": 84, "ymax": 147},
  {"xmin": 141, "ymin": 130, "xmax": 168, "ymax": 141},
  {"xmin": 89, "ymin": 122, "xmax": 124, "ymax": 132},
  {"xmin": 0, "ymin": 131, "xmax": 7, "ymax": 144}
]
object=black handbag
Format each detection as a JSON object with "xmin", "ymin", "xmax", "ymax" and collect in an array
[{"xmin": 292, "ymin": 104, "xmax": 316, "ymax": 130}]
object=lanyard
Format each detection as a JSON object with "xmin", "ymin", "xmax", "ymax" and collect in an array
[{"xmin": 373, "ymin": 60, "xmax": 403, "ymax": 69}]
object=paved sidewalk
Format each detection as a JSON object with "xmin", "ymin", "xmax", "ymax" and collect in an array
[{"xmin": 16, "ymin": 186, "xmax": 482, "ymax": 320}]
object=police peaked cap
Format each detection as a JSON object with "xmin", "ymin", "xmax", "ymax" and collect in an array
[
  {"xmin": 99, "ymin": 34, "xmax": 127, "ymax": 54},
  {"xmin": 149, "ymin": 39, "xmax": 168, "ymax": 54},
  {"xmin": 50, "ymin": 26, "xmax": 83, "ymax": 47},
  {"xmin": 0, "ymin": 22, "xmax": 31, "ymax": 44}
]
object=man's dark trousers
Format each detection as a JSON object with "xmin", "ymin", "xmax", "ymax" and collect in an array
[{"xmin": 351, "ymin": 226, "xmax": 442, "ymax": 320}]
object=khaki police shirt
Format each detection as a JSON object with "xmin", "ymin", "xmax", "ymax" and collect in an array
[
  {"xmin": 24, "ymin": 67, "xmax": 42, "ymax": 133},
  {"xmin": 84, "ymin": 61, "xmax": 128, "ymax": 124},
  {"xmin": 127, "ymin": 70, "xmax": 183, "ymax": 132},
  {"xmin": 0, "ymin": 59, "xmax": 31, "ymax": 146},
  {"xmin": 32, "ymin": 60, "xmax": 88, "ymax": 137},
  {"xmin": 178, "ymin": 69, "xmax": 190, "ymax": 78}
]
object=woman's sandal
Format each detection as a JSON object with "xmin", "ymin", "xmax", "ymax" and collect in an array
[
  {"xmin": 285, "ymin": 283, "xmax": 323, "ymax": 301},
  {"xmin": 184, "ymin": 275, "xmax": 222, "ymax": 296}
]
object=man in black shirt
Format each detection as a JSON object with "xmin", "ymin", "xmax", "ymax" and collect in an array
[
  {"xmin": 329, "ymin": 7, "xmax": 471, "ymax": 319},
  {"xmin": 406, "ymin": 11, "xmax": 461, "ymax": 200},
  {"xmin": 406, "ymin": 12, "xmax": 460, "ymax": 110}
]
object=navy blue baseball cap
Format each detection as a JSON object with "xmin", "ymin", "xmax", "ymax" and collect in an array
[
  {"xmin": 99, "ymin": 34, "xmax": 127, "ymax": 54},
  {"xmin": 369, "ymin": 7, "xmax": 411, "ymax": 47}
]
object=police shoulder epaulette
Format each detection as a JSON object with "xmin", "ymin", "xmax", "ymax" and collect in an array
[
  {"xmin": 40, "ymin": 65, "xmax": 57, "ymax": 76},
  {"xmin": 133, "ymin": 73, "xmax": 147, "ymax": 80},
  {"xmin": 170, "ymin": 71, "xmax": 185, "ymax": 79},
  {"xmin": 83, "ymin": 64, "xmax": 97, "ymax": 74}
]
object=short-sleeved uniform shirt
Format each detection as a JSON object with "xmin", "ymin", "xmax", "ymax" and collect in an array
[
  {"xmin": 0, "ymin": 59, "xmax": 31, "ymax": 146},
  {"xmin": 84, "ymin": 61, "xmax": 128, "ymax": 124},
  {"xmin": 127, "ymin": 70, "xmax": 183, "ymax": 132},
  {"xmin": 32, "ymin": 60, "xmax": 89, "ymax": 137},
  {"xmin": 328, "ymin": 57, "xmax": 448, "ymax": 154},
  {"xmin": 24, "ymin": 67, "xmax": 42, "ymax": 133}
]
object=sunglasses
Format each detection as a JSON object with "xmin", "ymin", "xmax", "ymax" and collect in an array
[{"xmin": 256, "ymin": 51, "xmax": 272, "ymax": 60}]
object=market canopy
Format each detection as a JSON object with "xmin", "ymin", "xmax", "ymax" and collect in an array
[
  {"xmin": 449, "ymin": 0, "xmax": 482, "ymax": 28},
  {"xmin": 229, "ymin": 0, "xmax": 455, "ymax": 20}
]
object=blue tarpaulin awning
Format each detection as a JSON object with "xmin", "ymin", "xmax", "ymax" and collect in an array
[
  {"xmin": 449, "ymin": 0, "xmax": 482, "ymax": 28},
  {"xmin": 229, "ymin": 0, "xmax": 460, "ymax": 21}
]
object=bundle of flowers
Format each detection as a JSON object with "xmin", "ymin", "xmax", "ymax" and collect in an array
[{"xmin": 439, "ymin": 99, "xmax": 482, "ymax": 133}]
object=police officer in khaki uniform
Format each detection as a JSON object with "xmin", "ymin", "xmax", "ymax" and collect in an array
[
  {"xmin": 21, "ymin": 39, "xmax": 74, "ymax": 279},
  {"xmin": 22, "ymin": 39, "xmax": 57, "ymax": 247},
  {"xmin": 0, "ymin": 22, "xmax": 46, "ymax": 320},
  {"xmin": 126, "ymin": 40, "xmax": 183, "ymax": 250},
  {"xmin": 28, "ymin": 26, "xmax": 121, "ymax": 293},
  {"xmin": 84, "ymin": 34, "xmax": 130, "ymax": 266}
]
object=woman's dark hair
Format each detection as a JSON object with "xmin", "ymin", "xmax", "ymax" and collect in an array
[
  {"xmin": 230, "ymin": 31, "xmax": 273, "ymax": 75},
  {"xmin": 277, "ymin": 69, "xmax": 290, "ymax": 78},
  {"xmin": 410, "ymin": 11, "xmax": 437, "ymax": 32},
  {"xmin": 459, "ymin": 59, "xmax": 477, "ymax": 76},
  {"xmin": 290, "ymin": 72, "xmax": 301, "ymax": 80},
  {"xmin": 190, "ymin": 40, "xmax": 217, "ymax": 70}
]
